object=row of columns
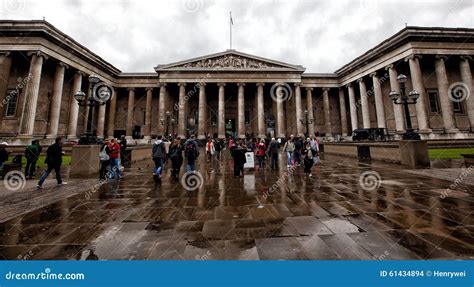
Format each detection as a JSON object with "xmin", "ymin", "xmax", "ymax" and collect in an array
[{"xmin": 343, "ymin": 54, "xmax": 474, "ymax": 135}]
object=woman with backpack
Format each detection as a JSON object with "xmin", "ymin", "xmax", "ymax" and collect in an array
[
  {"xmin": 99, "ymin": 139, "xmax": 111, "ymax": 180},
  {"xmin": 168, "ymin": 139, "xmax": 183, "ymax": 180},
  {"xmin": 255, "ymin": 139, "xmax": 266, "ymax": 171}
]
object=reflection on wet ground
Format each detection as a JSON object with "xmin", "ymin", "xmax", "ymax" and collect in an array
[{"xmin": 0, "ymin": 152, "xmax": 473, "ymax": 260}]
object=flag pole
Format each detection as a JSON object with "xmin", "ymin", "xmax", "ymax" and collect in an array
[{"xmin": 229, "ymin": 11, "xmax": 232, "ymax": 50}]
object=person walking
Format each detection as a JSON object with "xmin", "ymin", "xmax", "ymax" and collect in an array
[
  {"xmin": 283, "ymin": 135, "xmax": 295, "ymax": 168},
  {"xmin": 227, "ymin": 136, "xmax": 235, "ymax": 156},
  {"xmin": 303, "ymin": 146, "xmax": 314, "ymax": 177},
  {"xmin": 294, "ymin": 137, "xmax": 303, "ymax": 166},
  {"xmin": 205, "ymin": 138, "xmax": 215, "ymax": 162},
  {"xmin": 37, "ymin": 137, "xmax": 66, "ymax": 189},
  {"xmin": 267, "ymin": 137, "xmax": 279, "ymax": 171},
  {"xmin": 119, "ymin": 135, "xmax": 127, "ymax": 167},
  {"xmin": 255, "ymin": 139, "xmax": 266, "ymax": 171},
  {"xmin": 214, "ymin": 139, "xmax": 222, "ymax": 160},
  {"xmin": 232, "ymin": 139, "xmax": 246, "ymax": 178},
  {"xmin": 0, "ymin": 142, "xmax": 9, "ymax": 171},
  {"xmin": 184, "ymin": 134, "xmax": 199, "ymax": 172},
  {"xmin": 152, "ymin": 135, "xmax": 167, "ymax": 180},
  {"xmin": 108, "ymin": 138, "xmax": 122, "ymax": 179},
  {"xmin": 99, "ymin": 139, "xmax": 110, "ymax": 180},
  {"xmin": 24, "ymin": 140, "xmax": 42, "ymax": 179},
  {"xmin": 168, "ymin": 138, "xmax": 183, "ymax": 180}
]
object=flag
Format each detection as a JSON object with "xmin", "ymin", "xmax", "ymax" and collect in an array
[{"xmin": 230, "ymin": 12, "xmax": 233, "ymax": 25}]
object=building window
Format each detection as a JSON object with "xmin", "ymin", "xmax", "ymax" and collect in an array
[
  {"xmin": 245, "ymin": 111, "xmax": 250, "ymax": 125},
  {"xmin": 453, "ymin": 101, "xmax": 465, "ymax": 114},
  {"xmin": 427, "ymin": 89, "xmax": 440, "ymax": 114},
  {"xmin": 4, "ymin": 89, "xmax": 19, "ymax": 117}
]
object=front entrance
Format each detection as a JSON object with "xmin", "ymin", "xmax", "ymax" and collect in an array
[{"xmin": 225, "ymin": 118, "xmax": 235, "ymax": 138}]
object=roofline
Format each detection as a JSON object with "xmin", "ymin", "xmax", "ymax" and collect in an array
[{"xmin": 334, "ymin": 26, "xmax": 474, "ymax": 76}]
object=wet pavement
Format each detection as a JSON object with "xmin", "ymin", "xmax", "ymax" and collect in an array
[{"xmin": 0, "ymin": 151, "xmax": 473, "ymax": 260}]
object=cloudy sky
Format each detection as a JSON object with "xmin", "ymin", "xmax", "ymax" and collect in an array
[{"xmin": 2, "ymin": 0, "xmax": 473, "ymax": 73}]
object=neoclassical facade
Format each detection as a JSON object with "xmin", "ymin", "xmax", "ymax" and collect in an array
[{"xmin": 0, "ymin": 20, "xmax": 473, "ymax": 144}]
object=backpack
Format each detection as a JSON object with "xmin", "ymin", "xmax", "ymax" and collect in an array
[
  {"xmin": 256, "ymin": 144, "xmax": 265, "ymax": 156},
  {"xmin": 185, "ymin": 142, "xmax": 197, "ymax": 159}
]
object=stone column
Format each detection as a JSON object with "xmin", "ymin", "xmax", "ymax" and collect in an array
[
  {"xmin": 322, "ymin": 88, "xmax": 332, "ymax": 137},
  {"xmin": 0, "ymin": 52, "xmax": 12, "ymax": 129},
  {"xmin": 46, "ymin": 62, "xmax": 68, "ymax": 139},
  {"xmin": 460, "ymin": 56, "xmax": 474, "ymax": 130},
  {"xmin": 306, "ymin": 87, "xmax": 315, "ymax": 137},
  {"xmin": 347, "ymin": 83, "xmax": 358, "ymax": 131},
  {"xmin": 294, "ymin": 83, "xmax": 304, "ymax": 137},
  {"xmin": 143, "ymin": 87, "xmax": 153, "ymax": 139},
  {"xmin": 435, "ymin": 55, "xmax": 458, "ymax": 133},
  {"xmin": 96, "ymin": 103, "xmax": 106, "ymax": 138},
  {"xmin": 18, "ymin": 51, "xmax": 46, "ymax": 141},
  {"xmin": 176, "ymin": 83, "xmax": 186, "ymax": 138},
  {"xmin": 197, "ymin": 83, "xmax": 206, "ymax": 139},
  {"xmin": 385, "ymin": 64, "xmax": 405, "ymax": 133},
  {"xmin": 256, "ymin": 83, "xmax": 266, "ymax": 138},
  {"xmin": 370, "ymin": 72, "xmax": 386, "ymax": 129},
  {"xmin": 338, "ymin": 88, "xmax": 348, "ymax": 135},
  {"xmin": 126, "ymin": 88, "xmax": 135, "ymax": 139},
  {"xmin": 357, "ymin": 78, "xmax": 370, "ymax": 129},
  {"xmin": 106, "ymin": 87, "xmax": 116, "ymax": 138},
  {"xmin": 276, "ymin": 84, "xmax": 286, "ymax": 138},
  {"xmin": 406, "ymin": 55, "xmax": 430, "ymax": 132},
  {"xmin": 237, "ymin": 83, "xmax": 245, "ymax": 138},
  {"xmin": 158, "ymin": 83, "xmax": 167, "ymax": 136},
  {"xmin": 217, "ymin": 83, "xmax": 226, "ymax": 139},
  {"xmin": 67, "ymin": 72, "xmax": 83, "ymax": 139}
]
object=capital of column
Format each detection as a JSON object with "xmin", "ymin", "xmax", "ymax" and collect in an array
[
  {"xmin": 127, "ymin": 87, "xmax": 135, "ymax": 92},
  {"xmin": 217, "ymin": 82, "xmax": 226, "ymax": 87},
  {"xmin": 157, "ymin": 83, "xmax": 167, "ymax": 88},
  {"xmin": 177, "ymin": 82, "xmax": 187, "ymax": 87},
  {"xmin": 404, "ymin": 54, "xmax": 422, "ymax": 62},
  {"xmin": 322, "ymin": 87, "xmax": 330, "ymax": 92},
  {"xmin": 294, "ymin": 83, "xmax": 301, "ymax": 87},
  {"xmin": 384, "ymin": 63, "xmax": 394, "ymax": 71},
  {"xmin": 356, "ymin": 78, "xmax": 364, "ymax": 83},
  {"xmin": 0, "ymin": 51, "xmax": 11, "ymax": 57},
  {"xmin": 435, "ymin": 54, "xmax": 448, "ymax": 61},
  {"xmin": 75, "ymin": 70, "xmax": 85, "ymax": 78},
  {"xmin": 305, "ymin": 87, "xmax": 313, "ymax": 91},
  {"xmin": 256, "ymin": 82, "xmax": 264, "ymax": 87},
  {"xmin": 369, "ymin": 72, "xmax": 378, "ymax": 78},
  {"xmin": 58, "ymin": 62, "xmax": 69, "ymax": 70},
  {"xmin": 345, "ymin": 83, "xmax": 352, "ymax": 88},
  {"xmin": 145, "ymin": 87, "xmax": 153, "ymax": 92},
  {"xmin": 460, "ymin": 55, "xmax": 473, "ymax": 61},
  {"xmin": 27, "ymin": 50, "xmax": 48, "ymax": 60},
  {"xmin": 237, "ymin": 83, "xmax": 245, "ymax": 87}
]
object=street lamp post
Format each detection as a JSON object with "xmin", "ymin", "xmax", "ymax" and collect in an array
[
  {"xmin": 74, "ymin": 75, "xmax": 112, "ymax": 145},
  {"xmin": 388, "ymin": 74, "xmax": 421, "ymax": 140},
  {"xmin": 299, "ymin": 109, "xmax": 314, "ymax": 137}
]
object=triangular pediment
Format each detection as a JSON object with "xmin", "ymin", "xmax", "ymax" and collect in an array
[{"xmin": 155, "ymin": 50, "xmax": 305, "ymax": 72}]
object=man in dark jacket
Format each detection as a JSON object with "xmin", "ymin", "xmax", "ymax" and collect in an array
[
  {"xmin": 267, "ymin": 137, "xmax": 280, "ymax": 171},
  {"xmin": 184, "ymin": 134, "xmax": 199, "ymax": 172},
  {"xmin": 37, "ymin": 137, "xmax": 66, "ymax": 189},
  {"xmin": 25, "ymin": 140, "xmax": 42, "ymax": 179},
  {"xmin": 152, "ymin": 135, "xmax": 167, "ymax": 179},
  {"xmin": 120, "ymin": 135, "xmax": 127, "ymax": 166},
  {"xmin": 0, "ymin": 142, "xmax": 9, "ymax": 170}
]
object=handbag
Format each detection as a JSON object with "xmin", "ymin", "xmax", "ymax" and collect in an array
[
  {"xmin": 99, "ymin": 146, "xmax": 109, "ymax": 161},
  {"xmin": 313, "ymin": 156, "xmax": 321, "ymax": 165}
]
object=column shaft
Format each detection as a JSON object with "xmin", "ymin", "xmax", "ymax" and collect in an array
[
  {"xmin": 47, "ymin": 62, "xmax": 67, "ymax": 138},
  {"xmin": 306, "ymin": 88, "xmax": 315, "ymax": 137},
  {"xmin": 294, "ymin": 84, "xmax": 303, "ymax": 136},
  {"xmin": 386, "ymin": 65, "xmax": 405, "ymax": 132},
  {"xmin": 158, "ymin": 84, "xmax": 167, "ymax": 136},
  {"xmin": 145, "ymin": 88, "xmax": 153, "ymax": 138},
  {"xmin": 0, "ymin": 52, "xmax": 12, "ymax": 129},
  {"xmin": 67, "ymin": 72, "xmax": 83, "ymax": 139},
  {"xmin": 347, "ymin": 84, "xmax": 358, "ymax": 131},
  {"xmin": 338, "ymin": 88, "xmax": 348, "ymax": 135},
  {"xmin": 197, "ymin": 83, "xmax": 206, "ymax": 139},
  {"xmin": 460, "ymin": 56, "xmax": 474, "ymax": 129},
  {"xmin": 237, "ymin": 83, "xmax": 245, "ymax": 138},
  {"xmin": 126, "ymin": 88, "xmax": 135, "ymax": 137},
  {"xmin": 358, "ymin": 78, "xmax": 370, "ymax": 128},
  {"xmin": 19, "ymin": 52, "xmax": 45, "ymax": 139},
  {"xmin": 106, "ymin": 88, "xmax": 116, "ymax": 138},
  {"xmin": 322, "ymin": 88, "xmax": 332, "ymax": 136},
  {"xmin": 96, "ymin": 104, "xmax": 106, "ymax": 138},
  {"xmin": 371, "ymin": 73, "xmax": 386, "ymax": 129},
  {"xmin": 435, "ymin": 56, "xmax": 457, "ymax": 132},
  {"xmin": 217, "ymin": 83, "xmax": 226, "ymax": 139},
  {"xmin": 257, "ymin": 83, "xmax": 265, "ymax": 138},
  {"xmin": 407, "ymin": 55, "xmax": 430, "ymax": 131},
  {"xmin": 276, "ymin": 85, "xmax": 285, "ymax": 138}
]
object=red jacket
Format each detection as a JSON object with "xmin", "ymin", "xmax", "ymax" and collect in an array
[{"xmin": 109, "ymin": 143, "xmax": 121, "ymax": 159}]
